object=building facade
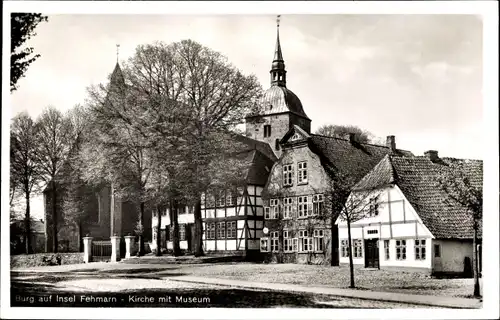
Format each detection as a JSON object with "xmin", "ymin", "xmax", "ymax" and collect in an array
[{"xmin": 337, "ymin": 152, "xmax": 483, "ymax": 275}]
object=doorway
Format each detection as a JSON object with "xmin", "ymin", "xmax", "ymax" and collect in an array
[{"xmin": 364, "ymin": 239, "xmax": 379, "ymax": 268}]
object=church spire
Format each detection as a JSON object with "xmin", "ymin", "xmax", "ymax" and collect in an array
[{"xmin": 270, "ymin": 15, "xmax": 286, "ymax": 87}]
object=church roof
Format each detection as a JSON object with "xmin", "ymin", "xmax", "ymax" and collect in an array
[
  {"xmin": 354, "ymin": 155, "xmax": 483, "ymax": 239},
  {"xmin": 259, "ymin": 86, "xmax": 310, "ymax": 120}
]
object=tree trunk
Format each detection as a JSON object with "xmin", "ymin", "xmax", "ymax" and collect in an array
[
  {"xmin": 473, "ymin": 223, "xmax": 480, "ymax": 297},
  {"xmin": 171, "ymin": 200, "xmax": 181, "ymax": 256},
  {"xmin": 137, "ymin": 201, "xmax": 145, "ymax": 256},
  {"xmin": 347, "ymin": 218, "xmax": 355, "ymax": 288},
  {"xmin": 25, "ymin": 191, "xmax": 32, "ymax": 254},
  {"xmin": 52, "ymin": 180, "xmax": 58, "ymax": 253},
  {"xmin": 155, "ymin": 205, "xmax": 162, "ymax": 256},
  {"xmin": 193, "ymin": 200, "xmax": 204, "ymax": 257},
  {"xmin": 78, "ymin": 221, "xmax": 83, "ymax": 252}
]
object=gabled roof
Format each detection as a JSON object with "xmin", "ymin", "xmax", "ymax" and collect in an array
[
  {"xmin": 354, "ymin": 155, "xmax": 483, "ymax": 239},
  {"xmin": 281, "ymin": 125, "xmax": 310, "ymax": 144},
  {"xmin": 233, "ymin": 134, "xmax": 278, "ymax": 162},
  {"xmin": 309, "ymin": 134, "xmax": 413, "ymax": 185}
]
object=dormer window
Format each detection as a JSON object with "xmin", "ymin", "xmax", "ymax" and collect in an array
[{"xmin": 264, "ymin": 125, "xmax": 271, "ymax": 138}]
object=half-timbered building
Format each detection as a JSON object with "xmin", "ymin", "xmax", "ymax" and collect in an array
[{"xmin": 337, "ymin": 152, "xmax": 483, "ymax": 275}]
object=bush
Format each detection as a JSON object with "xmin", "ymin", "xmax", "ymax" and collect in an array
[{"xmin": 11, "ymin": 253, "xmax": 84, "ymax": 268}]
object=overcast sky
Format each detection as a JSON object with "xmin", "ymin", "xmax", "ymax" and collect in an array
[{"xmin": 8, "ymin": 14, "xmax": 483, "ymax": 218}]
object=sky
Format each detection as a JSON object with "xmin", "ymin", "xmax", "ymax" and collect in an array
[{"xmin": 7, "ymin": 13, "xmax": 484, "ymax": 218}]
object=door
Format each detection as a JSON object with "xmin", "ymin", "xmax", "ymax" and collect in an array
[{"xmin": 364, "ymin": 239, "xmax": 379, "ymax": 268}]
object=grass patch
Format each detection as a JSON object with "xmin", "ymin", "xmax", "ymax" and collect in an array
[{"xmin": 11, "ymin": 253, "xmax": 84, "ymax": 269}]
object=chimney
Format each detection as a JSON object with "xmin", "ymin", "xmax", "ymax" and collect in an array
[
  {"xmin": 347, "ymin": 133, "xmax": 356, "ymax": 143},
  {"xmin": 386, "ymin": 135, "xmax": 396, "ymax": 153},
  {"xmin": 424, "ymin": 150, "xmax": 439, "ymax": 162}
]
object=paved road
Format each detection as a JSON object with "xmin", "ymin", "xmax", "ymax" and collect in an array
[{"xmin": 10, "ymin": 265, "xmax": 433, "ymax": 308}]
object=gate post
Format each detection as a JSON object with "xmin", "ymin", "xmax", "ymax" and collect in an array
[
  {"xmin": 110, "ymin": 236, "xmax": 121, "ymax": 262},
  {"xmin": 83, "ymin": 237, "xmax": 93, "ymax": 263},
  {"xmin": 124, "ymin": 235, "xmax": 136, "ymax": 259}
]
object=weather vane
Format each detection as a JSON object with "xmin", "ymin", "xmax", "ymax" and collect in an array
[
  {"xmin": 116, "ymin": 44, "xmax": 120, "ymax": 63},
  {"xmin": 277, "ymin": 15, "xmax": 281, "ymax": 28}
]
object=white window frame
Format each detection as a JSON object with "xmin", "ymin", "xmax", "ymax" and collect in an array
[
  {"xmin": 283, "ymin": 164, "xmax": 294, "ymax": 187},
  {"xmin": 217, "ymin": 221, "xmax": 226, "ymax": 239},
  {"xmin": 270, "ymin": 231, "xmax": 279, "ymax": 252},
  {"xmin": 297, "ymin": 196, "xmax": 310, "ymax": 218},
  {"xmin": 396, "ymin": 239, "xmax": 407, "ymax": 260},
  {"xmin": 313, "ymin": 229, "xmax": 325, "ymax": 252},
  {"xmin": 415, "ymin": 239, "xmax": 426, "ymax": 260},
  {"xmin": 206, "ymin": 222, "xmax": 216, "ymax": 240},
  {"xmin": 312, "ymin": 194, "xmax": 324, "ymax": 216},
  {"xmin": 226, "ymin": 221, "xmax": 237, "ymax": 239},
  {"xmin": 269, "ymin": 199, "xmax": 279, "ymax": 219},
  {"xmin": 260, "ymin": 238, "xmax": 270, "ymax": 252},
  {"xmin": 283, "ymin": 231, "xmax": 294, "ymax": 252},
  {"xmin": 298, "ymin": 230, "xmax": 313, "ymax": 252},
  {"xmin": 216, "ymin": 191, "xmax": 225, "ymax": 207},
  {"xmin": 341, "ymin": 239, "xmax": 349, "ymax": 257},
  {"xmin": 264, "ymin": 207, "xmax": 270, "ymax": 219},
  {"xmin": 368, "ymin": 198, "xmax": 379, "ymax": 217},
  {"xmin": 283, "ymin": 198, "xmax": 293, "ymax": 219},
  {"xmin": 353, "ymin": 239, "xmax": 363, "ymax": 258},
  {"xmin": 384, "ymin": 240, "xmax": 390, "ymax": 260},
  {"xmin": 297, "ymin": 161, "xmax": 308, "ymax": 184}
]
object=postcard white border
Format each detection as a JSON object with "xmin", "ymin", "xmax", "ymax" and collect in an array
[{"xmin": 2, "ymin": 1, "xmax": 498, "ymax": 320}]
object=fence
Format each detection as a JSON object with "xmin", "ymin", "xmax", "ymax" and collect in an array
[{"xmin": 91, "ymin": 240, "xmax": 112, "ymax": 262}]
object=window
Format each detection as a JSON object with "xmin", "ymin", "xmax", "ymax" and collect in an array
[
  {"xmin": 298, "ymin": 196, "xmax": 311, "ymax": 218},
  {"xmin": 396, "ymin": 239, "xmax": 407, "ymax": 260},
  {"xmin": 367, "ymin": 229, "xmax": 378, "ymax": 235},
  {"xmin": 415, "ymin": 239, "xmax": 426, "ymax": 260},
  {"xmin": 283, "ymin": 231, "xmax": 294, "ymax": 252},
  {"xmin": 260, "ymin": 238, "xmax": 270, "ymax": 252},
  {"xmin": 290, "ymin": 133, "xmax": 301, "ymax": 141},
  {"xmin": 269, "ymin": 199, "xmax": 279, "ymax": 219},
  {"xmin": 312, "ymin": 194, "xmax": 324, "ymax": 216},
  {"xmin": 178, "ymin": 206, "xmax": 186, "ymax": 215},
  {"xmin": 368, "ymin": 198, "xmax": 379, "ymax": 217},
  {"xmin": 264, "ymin": 207, "xmax": 270, "ymax": 219},
  {"xmin": 271, "ymin": 231, "xmax": 279, "ymax": 252},
  {"xmin": 313, "ymin": 229, "xmax": 325, "ymax": 252},
  {"xmin": 434, "ymin": 244, "xmax": 441, "ymax": 258},
  {"xmin": 283, "ymin": 198, "xmax": 294, "ymax": 219},
  {"xmin": 179, "ymin": 224, "xmax": 186, "ymax": 241},
  {"xmin": 216, "ymin": 191, "xmax": 225, "ymax": 207},
  {"xmin": 206, "ymin": 223, "xmax": 216, "ymax": 240},
  {"xmin": 353, "ymin": 239, "xmax": 363, "ymax": 258},
  {"xmin": 227, "ymin": 221, "xmax": 237, "ymax": 239},
  {"xmin": 384, "ymin": 240, "xmax": 390, "ymax": 260},
  {"xmin": 206, "ymin": 194, "xmax": 215, "ymax": 208},
  {"xmin": 297, "ymin": 161, "xmax": 308, "ymax": 184},
  {"xmin": 341, "ymin": 240, "xmax": 349, "ymax": 257},
  {"xmin": 298, "ymin": 230, "xmax": 313, "ymax": 252},
  {"xmin": 226, "ymin": 192, "xmax": 236, "ymax": 207},
  {"xmin": 264, "ymin": 125, "xmax": 271, "ymax": 138},
  {"xmin": 283, "ymin": 164, "xmax": 293, "ymax": 186},
  {"xmin": 292, "ymin": 238, "xmax": 299, "ymax": 252},
  {"xmin": 217, "ymin": 222, "xmax": 226, "ymax": 239}
]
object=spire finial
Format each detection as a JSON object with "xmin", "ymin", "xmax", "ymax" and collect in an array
[
  {"xmin": 116, "ymin": 44, "xmax": 120, "ymax": 63},
  {"xmin": 277, "ymin": 15, "xmax": 281, "ymax": 28}
]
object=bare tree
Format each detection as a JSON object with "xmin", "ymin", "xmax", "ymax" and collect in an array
[
  {"xmin": 10, "ymin": 113, "xmax": 41, "ymax": 254},
  {"xmin": 438, "ymin": 161, "xmax": 482, "ymax": 297},
  {"xmin": 325, "ymin": 168, "xmax": 381, "ymax": 288},
  {"xmin": 34, "ymin": 106, "xmax": 73, "ymax": 253},
  {"xmin": 116, "ymin": 40, "xmax": 263, "ymax": 257},
  {"xmin": 315, "ymin": 124, "xmax": 374, "ymax": 144}
]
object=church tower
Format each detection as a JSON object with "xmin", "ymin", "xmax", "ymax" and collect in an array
[{"xmin": 245, "ymin": 16, "xmax": 311, "ymax": 158}]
